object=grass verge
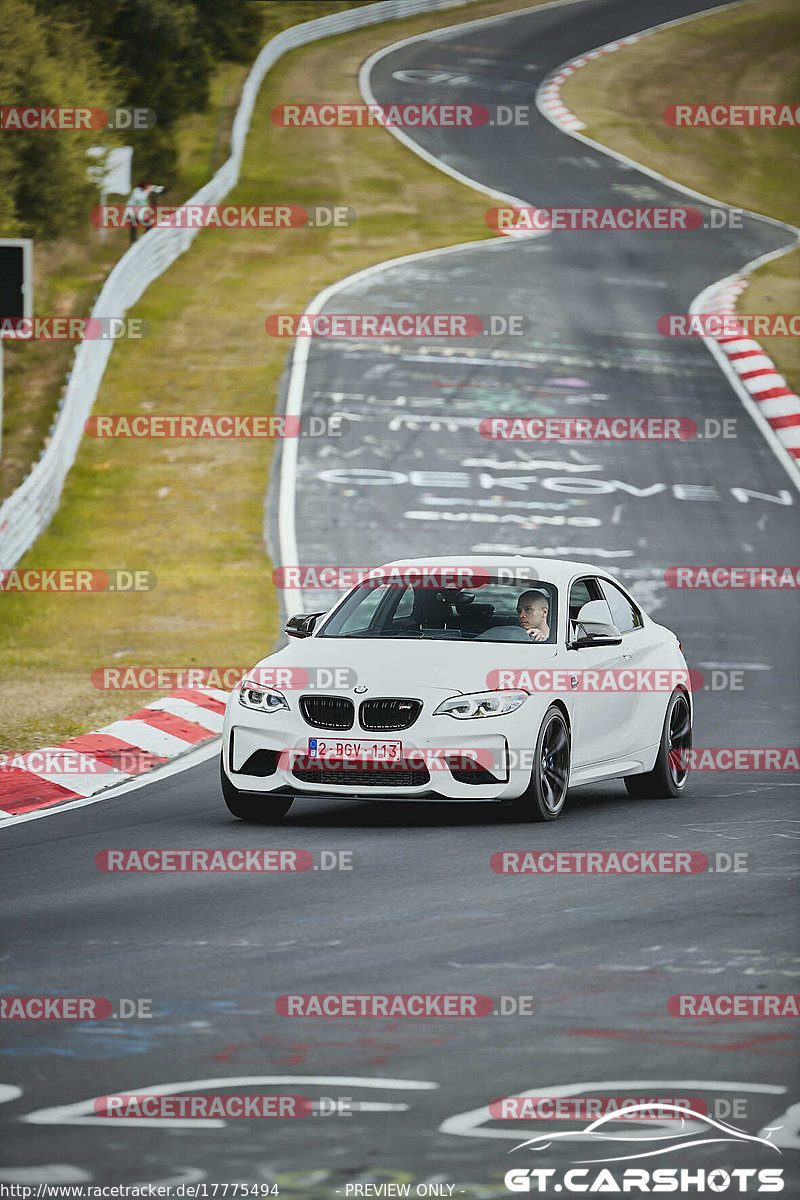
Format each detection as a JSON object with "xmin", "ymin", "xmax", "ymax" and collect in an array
[
  {"xmin": 0, "ymin": 0, "xmax": 545, "ymax": 754},
  {"xmin": 560, "ymin": 0, "xmax": 800, "ymax": 391}
]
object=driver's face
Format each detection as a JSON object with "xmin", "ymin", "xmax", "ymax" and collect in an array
[{"xmin": 518, "ymin": 600, "xmax": 548, "ymax": 632}]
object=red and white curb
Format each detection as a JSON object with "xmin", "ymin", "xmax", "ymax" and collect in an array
[
  {"xmin": 695, "ymin": 276, "xmax": 800, "ymax": 461},
  {"xmin": 0, "ymin": 686, "xmax": 225, "ymax": 820},
  {"xmin": 538, "ymin": 34, "xmax": 645, "ymax": 132}
]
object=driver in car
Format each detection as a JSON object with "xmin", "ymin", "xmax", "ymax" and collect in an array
[{"xmin": 517, "ymin": 589, "xmax": 550, "ymax": 642}]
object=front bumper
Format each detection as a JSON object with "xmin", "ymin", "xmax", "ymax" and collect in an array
[{"xmin": 221, "ymin": 697, "xmax": 541, "ymax": 802}]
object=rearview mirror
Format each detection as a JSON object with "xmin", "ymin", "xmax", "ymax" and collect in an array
[
  {"xmin": 284, "ymin": 611, "xmax": 326, "ymax": 639},
  {"xmin": 570, "ymin": 599, "xmax": 622, "ymax": 648}
]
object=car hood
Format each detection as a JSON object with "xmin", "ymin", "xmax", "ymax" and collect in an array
[{"xmin": 250, "ymin": 636, "xmax": 558, "ymax": 696}]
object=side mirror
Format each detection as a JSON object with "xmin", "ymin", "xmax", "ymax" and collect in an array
[
  {"xmin": 284, "ymin": 611, "xmax": 326, "ymax": 639},
  {"xmin": 570, "ymin": 599, "xmax": 622, "ymax": 648}
]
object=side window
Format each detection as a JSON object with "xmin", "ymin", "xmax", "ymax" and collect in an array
[
  {"xmin": 600, "ymin": 579, "xmax": 643, "ymax": 633},
  {"xmin": 392, "ymin": 587, "xmax": 414, "ymax": 621},
  {"xmin": 568, "ymin": 578, "xmax": 596, "ymax": 621}
]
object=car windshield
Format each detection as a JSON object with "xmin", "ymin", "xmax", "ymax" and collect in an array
[{"xmin": 318, "ymin": 578, "xmax": 557, "ymax": 643}]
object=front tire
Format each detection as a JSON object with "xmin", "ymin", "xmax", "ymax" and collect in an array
[
  {"xmin": 220, "ymin": 758, "xmax": 293, "ymax": 821},
  {"xmin": 624, "ymin": 689, "xmax": 691, "ymax": 799},
  {"xmin": 507, "ymin": 705, "xmax": 571, "ymax": 822}
]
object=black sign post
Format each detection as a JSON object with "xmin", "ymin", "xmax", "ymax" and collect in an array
[{"xmin": 0, "ymin": 238, "xmax": 34, "ymax": 460}]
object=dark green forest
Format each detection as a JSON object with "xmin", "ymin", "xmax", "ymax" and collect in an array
[{"xmin": 0, "ymin": 0, "xmax": 376, "ymax": 241}]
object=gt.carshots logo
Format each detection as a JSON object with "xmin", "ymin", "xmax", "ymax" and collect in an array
[
  {"xmin": 487, "ymin": 206, "xmax": 703, "ymax": 231},
  {"xmin": 504, "ymin": 1168, "xmax": 784, "ymax": 1193}
]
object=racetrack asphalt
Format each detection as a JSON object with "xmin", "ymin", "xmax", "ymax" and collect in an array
[{"xmin": 2, "ymin": 0, "xmax": 798, "ymax": 1190}]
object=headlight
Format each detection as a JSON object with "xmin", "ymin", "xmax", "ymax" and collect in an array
[
  {"xmin": 238, "ymin": 681, "xmax": 289, "ymax": 713},
  {"xmin": 433, "ymin": 691, "xmax": 529, "ymax": 719}
]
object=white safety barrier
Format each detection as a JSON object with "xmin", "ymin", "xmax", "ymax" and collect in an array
[{"xmin": 0, "ymin": 0, "xmax": 479, "ymax": 567}]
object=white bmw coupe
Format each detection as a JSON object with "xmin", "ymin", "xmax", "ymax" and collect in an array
[{"xmin": 220, "ymin": 556, "xmax": 692, "ymax": 822}]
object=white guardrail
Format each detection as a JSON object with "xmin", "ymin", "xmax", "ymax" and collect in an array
[{"xmin": 0, "ymin": 0, "xmax": 480, "ymax": 568}]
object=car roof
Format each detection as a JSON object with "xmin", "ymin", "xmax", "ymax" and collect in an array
[{"xmin": 378, "ymin": 555, "xmax": 616, "ymax": 586}]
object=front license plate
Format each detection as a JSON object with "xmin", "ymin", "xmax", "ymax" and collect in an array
[{"xmin": 308, "ymin": 738, "xmax": 402, "ymax": 762}]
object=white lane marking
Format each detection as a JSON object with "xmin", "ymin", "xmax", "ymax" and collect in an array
[
  {"xmin": 0, "ymin": 739, "xmax": 220, "ymax": 831},
  {"xmin": 0, "ymin": 1085, "xmax": 23, "ymax": 1104},
  {"xmin": 22, "ymin": 1075, "xmax": 438, "ymax": 1128},
  {"xmin": 439, "ymin": 1080, "xmax": 786, "ymax": 1140},
  {"xmin": 99, "ymin": 720, "xmax": 194, "ymax": 756},
  {"xmin": 0, "ymin": 1166, "xmax": 92, "ymax": 1183},
  {"xmin": 145, "ymin": 696, "xmax": 224, "ymax": 732}
]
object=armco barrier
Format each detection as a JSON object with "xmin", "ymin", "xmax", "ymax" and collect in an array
[{"xmin": 0, "ymin": 0, "xmax": 480, "ymax": 568}]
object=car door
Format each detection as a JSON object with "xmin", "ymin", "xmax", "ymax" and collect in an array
[
  {"xmin": 567, "ymin": 575, "xmax": 636, "ymax": 771},
  {"xmin": 598, "ymin": 577, "xmax": 668, "ymax": 756}
]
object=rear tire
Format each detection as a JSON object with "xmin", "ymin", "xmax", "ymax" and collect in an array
[
  {"xmin": 506, "ymin": 705, "xmax": 570, "ymax": 822},
  {"xmin": 220, "ymin": 758, "xmax": 293, "ymax": 821},
  {"xmin": 624, "ymin": 689, "xmax": 691, "ymax": 800}
]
